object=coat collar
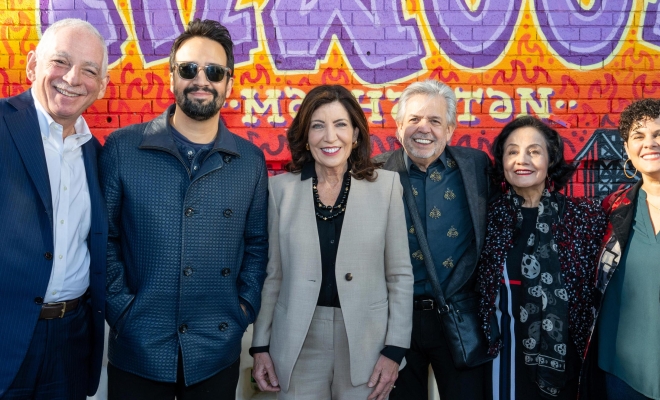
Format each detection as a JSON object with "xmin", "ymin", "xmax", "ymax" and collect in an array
[
  {"xmin": 139, "ymin": 104, "xmax": 240, "ymax": 157},
  {"xmin": 608, "ymin": 180, "xmax": 642, "ymax": 251}
]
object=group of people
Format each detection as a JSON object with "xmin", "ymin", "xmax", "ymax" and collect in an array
[{"xmin": 0, "ymin": 16, "xmax": 658, "ymax": 400}]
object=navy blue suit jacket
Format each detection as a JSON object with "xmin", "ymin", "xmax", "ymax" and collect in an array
[{"xmin": 0, "ymin": 90, "xmax": 108, "ymax": 396}]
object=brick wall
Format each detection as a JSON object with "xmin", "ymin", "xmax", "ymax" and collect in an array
[{"xmin": 1, "ymin": 0, "xmax": 655, "ymax": 197}]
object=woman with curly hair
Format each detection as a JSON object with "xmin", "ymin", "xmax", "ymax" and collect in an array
[
  {"xmin": 477, "ymin": 116, "xmax": 607, "ymax": 399},
  {"xmin": 250, "ymin": 84, "xmax": 413, "ymax": 400},
  {"xmin": 580, "ymin": 99, "xmax": 660, "ymax": 400}
]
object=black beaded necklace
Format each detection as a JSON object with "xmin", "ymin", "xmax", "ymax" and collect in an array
[{"xmin": 312, "ymin": 172, "xmax": 351, "ymax": 221}]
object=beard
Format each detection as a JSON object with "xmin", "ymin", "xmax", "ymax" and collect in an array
[{"xmin": 175, "ymin": 85, "xmax": 223, "ymax": 121}]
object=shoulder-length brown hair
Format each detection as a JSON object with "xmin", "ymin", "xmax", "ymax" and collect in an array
[{"xmin": 285, "ymin": 85, "xmax": 378, "ymax": 181}]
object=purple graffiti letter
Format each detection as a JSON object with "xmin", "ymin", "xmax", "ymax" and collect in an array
[
  {"xmin": 263, "ymin": 0, "xmax": 424, "ymax": 84},
  {"xmin": 423, "ymin": 0, "xmax": 521, "ymax": 68},
  {"xmin": 194, "ymin": 1, "xmax": 258, "ymax": 64},
  {"xmin": 41, "ymin": 0, "xmax": 126, "ymax": 65},
  {"xmin": 131, "ymin": 0, "xmax": 185, "ymax": 63},
  {"xmin": 642, "ymin": 1, "xmax": 660, "ymax": 47},
  {"xmin": 536, "ymin": 0, "xmax": 633, "ymax": 66}
]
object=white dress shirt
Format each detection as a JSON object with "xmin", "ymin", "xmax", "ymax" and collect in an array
[{"xmin": 33, "ymin": 90, "xmax": 93, "ymax": 303}]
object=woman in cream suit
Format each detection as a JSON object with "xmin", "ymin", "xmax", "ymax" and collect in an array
[{"xmin": 251, "ymin": 85, "xmax": 413, "ymax": 400}]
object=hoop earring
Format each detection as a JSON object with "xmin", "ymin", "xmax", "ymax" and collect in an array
[
  {"xmin": 623, "ymin": 158, "xmax": 638, "ymax": 179},
  {"xmin": 306, "ymin": 143, "xmax": 310, "ymax": 151}
]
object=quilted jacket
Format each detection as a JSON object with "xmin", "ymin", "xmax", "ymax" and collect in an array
[{"xmin": 100, "ymin": 105, "xmax": 268, "ymax": 385}]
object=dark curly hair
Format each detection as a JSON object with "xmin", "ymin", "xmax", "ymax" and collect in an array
[
  {"xmin": 490, "ymin": 116, "xmax": 575, "ymax": 191},
  {"xmin": 169, "ymin": 19, "xmax": 234, "ymax": 77},
  {"xmin": 618, "ymin": 99, "xmax": 660, "ymax": 142},
  {"xmin": 285, "ymin": 85, "xmax": 378, "ymax": 181}
]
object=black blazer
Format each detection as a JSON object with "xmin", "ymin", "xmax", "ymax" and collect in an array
[{"xmin": 376, "ymin": 146, "xmax": 493, "ymax": 300}]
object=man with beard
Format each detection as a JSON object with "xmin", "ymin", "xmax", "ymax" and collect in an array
[
  {"xmin": 374, "ymin": 80, "xmax": 494, "ymax": 400},
  {"xmin": 100, "ymin": 19, "xmax": 268, "ymax": 400}
]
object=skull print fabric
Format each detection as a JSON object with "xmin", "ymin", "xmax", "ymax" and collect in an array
[{"xmin": 517, "ymin": 190, "xmax": 570, "ymax": 397}]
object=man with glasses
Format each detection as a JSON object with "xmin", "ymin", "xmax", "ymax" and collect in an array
[{"xmin": 100, "ymin": 19, "xmax": 268, "ymax": 399}]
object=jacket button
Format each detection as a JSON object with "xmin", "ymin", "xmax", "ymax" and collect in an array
[
  {"xmin": 219, "ymin": 322, "xmax": 228, "ymax": 331},
  {"xmin": 183, "ymin": 267, "xmax": 193, "ymax": 276},
  {"xmin": 44, "ymin": 252, "xmax": 53, "ymax": 260},
  {"xmin": 184, "ymin": 207, "xmax": 194, "ymax": 217},
  {"xmin": 179, "ymin": 324, "xmax": 188, "ymax": 333},
  {"xmin": 223, "ymin": 209, "xmax": 232, "ymax": 218},
  {"xmin": 221, "ymin": 268, "xmax": 230, "ymax": 277},
  {"xmin": 34, "ymin": 297, "xmax": 43, "ymax": 304},
  {"xmin": 223, "ymin": 155, "xmax": 232, "ymax": 163},
  {"xmin": 345, "ymin": 273, "xmax": 353, "ymax": 281}
]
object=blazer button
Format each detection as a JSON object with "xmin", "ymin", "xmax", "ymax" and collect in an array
[
  {"xmin": 221, "ymin": 268, "xmax": 231, "ymax": 277},
  {"xmin": 179, "ymin": 324, "xmax": 188, "ymax": 334},
  {"xmin": 184, "ymin": 207, "xmax": 194, "ymax": 217},
  {"xmin": 223, "ymin": 209, "xmax": 233, "ymax": 218},
  {"xmin": 183, "ymin": 266, "xmax": 193, "ymax": 276},
  {"xmin": 345, "ymin": 273, "xmax": 353, "ymax": 281},
  {"xmin": 223, "ymin": 155, "xmax": 232, "ymax": 163},
  {"xmin": 44, "ymin": 252, "xmax": 53, "ymax": 260},
  {"xmin": 34, "ymin": 297, "xmax": 43, "ymax": 304},
  {"xmin": 219, "ymin": 322, "xmax": 228, "ymax": 331}
]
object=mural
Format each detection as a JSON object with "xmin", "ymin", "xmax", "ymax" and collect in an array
[{"xmin": 1, "ymin": 0, "xmax": 658, "ymax": 197}]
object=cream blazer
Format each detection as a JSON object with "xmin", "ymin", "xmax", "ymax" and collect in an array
[{"xmin": 252, "ymin": 169, "xmax": 413, "ymax": 392}]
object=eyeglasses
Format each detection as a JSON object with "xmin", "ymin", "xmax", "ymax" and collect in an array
[{"xmin": 174, "ymin": 62, "xmax": 232, "ymax": 83}]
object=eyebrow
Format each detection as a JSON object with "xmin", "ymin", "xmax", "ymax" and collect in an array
[
  {"xmin": 52, "ymin": 51, "xmax": 101, "ymax": 72},
  {"xmin": 409, "ymin": 113, "xmax": 443, "ymax": 121}
]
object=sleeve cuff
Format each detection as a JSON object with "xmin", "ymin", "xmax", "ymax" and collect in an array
[
  {"xmin": 380, "ymin": 345, "xmax": 407, "ymax": 365},
  {"xmin": 249, "ymin": 345, "xmax": 270, "ymax": 357}
]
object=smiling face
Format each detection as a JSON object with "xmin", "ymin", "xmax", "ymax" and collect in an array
[
  {"xmin": 170, "ymin": 36, "xmax": 234, "ymax": 121},
  {"xmin": 503, "ymin": 126, "xmax": 550, "ymax": 196},
  {"xmin": 26, "ymin": 25, "xmax": 108, "ymax": 134},
  {"xmin": 396, "ymin": 94, "xmax": 455, "ymax": 171},
  {"xmin": 625, "ymin": 117, "xmax": 660, "ymax": 181},
  {"xmin": 307, "ymin": 101, "xmax": 358, "ymax": 174}
]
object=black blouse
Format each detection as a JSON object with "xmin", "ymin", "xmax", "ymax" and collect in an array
[{"xmin": 301, "ymin": 162, "xmax": 347, "ymax": 308}]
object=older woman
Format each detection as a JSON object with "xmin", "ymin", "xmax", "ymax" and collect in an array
[
  {"xmin": 580, "ymin": 99, "xmax": 660, "ymax": 400},
  {"xmin": 250, "ymin": 85, "xmax": 413, "ymax": 400},
  {"xmin": 477, "ymin": 116, "xmax": 607, "ymax": 399}
]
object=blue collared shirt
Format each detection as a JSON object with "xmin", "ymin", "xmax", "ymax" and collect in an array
[{"xmin": 404, "ymin": 151, "xmax": 474, "ymax": 296}]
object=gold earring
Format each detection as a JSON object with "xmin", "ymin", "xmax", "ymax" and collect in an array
[
  {"xmin": 306, "ymin": 143, "xmax": 310, "ymax": 151},
  {"xmin": 623, "ymin": 158, "xmax": 638, "ymax": 179}
]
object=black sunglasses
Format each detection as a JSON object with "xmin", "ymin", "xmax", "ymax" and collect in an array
[{"xmin": 174, "ymin": 62, "xmax": 232, "ymax": 83}]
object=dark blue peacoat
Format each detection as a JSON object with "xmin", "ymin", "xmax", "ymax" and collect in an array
[{"xmin": 100, "ymin": 105, "xmax": 268, "ymax": 385}]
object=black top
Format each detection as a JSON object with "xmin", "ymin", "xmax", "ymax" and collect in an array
[
  {"xmin": 170, "ymin": 124, "xmax": 214, "ymax": 178},
  {"xmin": 505, "ymin": 207, "xmax": 580, "ymax": 399},
  {"xmin": 301, "ymin": 162, "xmax": 346, "ymax": 308}
]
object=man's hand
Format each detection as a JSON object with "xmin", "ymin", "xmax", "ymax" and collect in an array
[
  {"xmin": 252, "ymin": 352, "xmax": 281, "ymax": 392},
  {"xmin": 367, "ymin": 355, "xmax": 399, "ymax": 400}
]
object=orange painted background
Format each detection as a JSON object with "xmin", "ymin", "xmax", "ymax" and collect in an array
[{"xmin": 1, "ymin": 0, "xmax": 658, "ymax": 197}]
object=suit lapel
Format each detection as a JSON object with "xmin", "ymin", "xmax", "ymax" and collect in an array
[
  {"xmin": 293, "ymin": 177, "xmax": 323, "ymax": 282},
  {"xmin": 5, "ymin": 92, "xmax": 53, "ymax": 219},
  {"xmin": 82, "ymin": 141, "xmax": 106, "ymax": 235},
  {"xmin": 448, "ymin": 147, "xmax": 482, "ymax": 249}
]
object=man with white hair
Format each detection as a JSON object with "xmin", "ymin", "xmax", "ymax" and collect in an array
[
  {"xmin": 0, "ymin": 18, "xmax": 109, "ymax": 399},
  {"xmin": 375, "ymin": 80, "xmax": 494, "ymax": 400}
]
